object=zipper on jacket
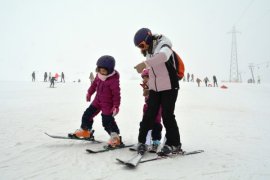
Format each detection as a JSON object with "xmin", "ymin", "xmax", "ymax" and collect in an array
[{"xmin": 151, "ymin": 67, "xmax": 158, "ymax": 91}]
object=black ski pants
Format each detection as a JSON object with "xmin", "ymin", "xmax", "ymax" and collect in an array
[
  {"xmin": 138, "ymin": 89, "xmax": 181, "ymax": 147},
  {"xmin": 81, "ymin": 105, "xmax": 120, "ymax": 135}
]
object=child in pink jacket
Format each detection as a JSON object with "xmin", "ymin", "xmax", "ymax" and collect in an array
[
  {"xmin": 141, "ymin": 69, "xmax": 163, "ymax": 151},
  {"xmin": 70, "ymin": 55, "xmax": 121, "ymax": 147}
]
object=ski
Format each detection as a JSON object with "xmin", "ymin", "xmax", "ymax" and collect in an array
[
  {"xmin": 140, "ymin": 150, "xmax": 204, "ymax": 163},
  {"xmin": 118, "ymin": 144, "xmax": 153, "ymax": 168},
  {"xmin": 86, "ymin": 144, "xmax": 134, "ymax": 154},
  {"xmin": 116, "ymin": 153, "xmax": 144, "ymax": 168},
  {"xmin": 129, "ymin": 145, "xmax": 157, "ymax": 153},
  {"xmin": 44, "ymin": 132, "xmax": 103, "ymax": 143},
  {"xmin": 129, "ymin": 145, "xmax": 137, "ymax": 151}
]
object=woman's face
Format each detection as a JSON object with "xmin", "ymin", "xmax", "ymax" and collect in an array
[{"xmin": 137, "ymin": 41, "xmax": 149, "ymax": 51}]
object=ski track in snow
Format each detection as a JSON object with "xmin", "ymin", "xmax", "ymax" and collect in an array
[{"xmin": 0, "ymin": 81, "xmax": 270, "ymax": 180}]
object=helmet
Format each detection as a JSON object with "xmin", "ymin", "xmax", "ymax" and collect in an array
[
  {"xmin": 134, "ymin": 28, "xmax": 153, "ymax": 46},
  {"xmin": 96, "ymin": 55, "xmax": 115, "ymax": 74},
  {"xmin": 141, "ymin": 69, "xmax": 149, "ymax": 78}
]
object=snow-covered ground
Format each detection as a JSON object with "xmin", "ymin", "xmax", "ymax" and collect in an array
[{"xmin": 0, "ymin": 80, "xmax": 270, "ymax": 180}]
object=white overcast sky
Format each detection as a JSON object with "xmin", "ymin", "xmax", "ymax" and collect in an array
[{"xmin": 0, "ymin": 0, "xmax": 269, "ymax": 82}]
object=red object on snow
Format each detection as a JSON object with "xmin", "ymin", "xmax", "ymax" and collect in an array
[
  {"xmin": 55, "ymin": 73, "xmax": 59, "ymax": 79},
  {"xmin": 221, "ymin": 85, "xmax": 228, "ymax": 89}
]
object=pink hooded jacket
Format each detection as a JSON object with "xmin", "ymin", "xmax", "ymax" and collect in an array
[{"xmin": 87, "ymin": 71, "xmax": 121, "ymax": 115}]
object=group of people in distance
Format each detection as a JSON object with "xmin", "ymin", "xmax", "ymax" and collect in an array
[
  {"xmin": 195, "ymin": 75, "xmax": 218, "ymax": 87},
  {"xmin": 69, "ymin": 27, "xmax": 196, "ymax": 155},
  {"xmin": 31, "ymin": 72, "xmax": 65, "ymax": 88},
  {"xmin": 185, "ymin": 73, "xmax": 218, "ymax": 88}
]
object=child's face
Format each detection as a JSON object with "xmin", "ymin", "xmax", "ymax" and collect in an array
[{"xmin": 98, "ymin": 68, "xmax": 108, "ymax": 75}]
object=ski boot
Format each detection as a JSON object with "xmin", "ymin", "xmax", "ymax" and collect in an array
[
  {"xmin": 68, "ymin": 129, "xmax": 94, "ymax": 139},
  {"xmin": 137, "ymin": 143, "xmax": 148, "ymax": 155},
  {"xmin": 158, "ymin": 145, "xmax": 183, "ymax": 156},
  {"xmin": 149, "ymin": 140, "xmax": 160, "ymax": 153},
  {"xmin": 107, "ymin": 132, "xmax": 122, "ymax": 148}
]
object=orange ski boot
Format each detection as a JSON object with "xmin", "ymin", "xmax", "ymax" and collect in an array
[
  {"xmin": 108, "ymin": 132, "xmax": 121, "ymax": 148},
  {"xmin": 72, "ymin": 129, "xmax": 92, "ymax": 138}
]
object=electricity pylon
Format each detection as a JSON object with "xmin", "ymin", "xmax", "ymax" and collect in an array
[{"xmin": 228, "ymin": 26, "xmax": 241, "ymax": 82}]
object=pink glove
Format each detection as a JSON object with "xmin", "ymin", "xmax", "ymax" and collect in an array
[
  {"xmin": 86, "ymin": 93, "xmax": 91, "ymax": 102},
  {"xmin": 111, "ymin": 106, "xmax": 119, "ymax": 117}
]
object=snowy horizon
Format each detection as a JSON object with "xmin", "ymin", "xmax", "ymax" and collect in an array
[{"xmin": 0, "ymin": 0, "xmax": 270, "ymax": 83}]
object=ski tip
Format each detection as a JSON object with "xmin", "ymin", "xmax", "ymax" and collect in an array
[
  {"xmin": 116, "ymin": 159, "xmax": 136, "ymax": 168},
  {"xmin": 125, "ymin": 163, "xmax": 136, "ymax": 168},
  {"xmin": 116, "ymin": 158, "xmax": 126, "ymax": 164},
  {"xmin": 86, "ymin": 149, "xmax": 97, "ymax": 154},
  {"xmin": 44, "ymin": 132, "xmax": 50, "ymax": 136},
  {"xmin": 191, "ymin": 149, "xmax": 204, "ymax": 153},
  {"xmin": 182, "ymin": 149, "xmax": 205, "ymax": 155}
]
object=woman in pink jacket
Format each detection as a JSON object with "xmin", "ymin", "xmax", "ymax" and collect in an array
[
  {"xmin": 134, "ymin": 28, "xmax": 182, "ymax": 155},
  {"xmin": 70, "ymin": 55, "xmax": 121, "ymax": 147}
]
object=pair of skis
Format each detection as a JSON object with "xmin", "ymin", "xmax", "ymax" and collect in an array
[
  {"xmin": 45, "ymin": 132, "xmax": 204, "ymax": 168},
  {"xmin": 116, "ymin": 153, "xmax": 144, "ymax": 167},
  {"xmin": 116, "ymin": 150, "xmax": 204, "ymax": 168},
  {"xmin": 45, "ymin": 132, "xmax": 133, "ymax": 153}
]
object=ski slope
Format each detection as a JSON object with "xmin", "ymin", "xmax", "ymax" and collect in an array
[{"xmin": 0, "ymin": 80, "xmax": 269, "ymax": 180}]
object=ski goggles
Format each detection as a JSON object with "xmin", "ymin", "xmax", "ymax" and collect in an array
[{"xmin": 137, "ymin": 41, "xmax": 148, "ymax": 50}]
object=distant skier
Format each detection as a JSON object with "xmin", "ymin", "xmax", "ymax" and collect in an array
[
  {"xmin": 32, "ymin": 71, "xmax": 35, "ymax": 82},
  {"xmin": 187, "ymin": 73, "xmax": 190, "ymax": 82},
  {"xmin": 191, "ymin": 74, "xmax": 194, "ymax": 82},
  {"xmin": 48, "ymin": 72, "xmax": 52, "ymax": 82},
  {"xmin": 204, "ymin": 77, "xmax": 209, "ymax": 87},
  {"xmin": 89, "ymin": 72, "xmax": 94, "ymax": 84},
  {"xmin": 182, "ymin": 76, "xmax": 186, "ymax": 82},
  {"xmin": 257, "ymin": 76, "xmax": 261, "ymax": 84},
  {"xmin": 70, "ymin": 55, "xmax": 122, "ymax": 148},
  {"xmin": 44, "ymin": 72, "xmax": 48, "ymax": 82},
  {"xmin": 140, "ymin": 69, "xmax": 162, "ymax": 152},
  {"xmin": 61, "ymin": 72, "xmax": 65, "ymax": 83},
  {"xmin": 213, "ymin": 75, "xmax": 218, "ymax": 87},
  {"xmin": 196, "ymin": 78, "xmax": 202, "ymax": 87},
  {"xmin": 50, "ymin": 76, "xmax": 56, "ymax": 88}
]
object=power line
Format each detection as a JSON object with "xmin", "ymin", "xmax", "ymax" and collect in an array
[
  {"xmin": 235, "ymin": 0, "xmax": 255, "ymax": 26},
  {"xmin": 241, "ymin": 9, "xmax": 270, "ymax": 32}
]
